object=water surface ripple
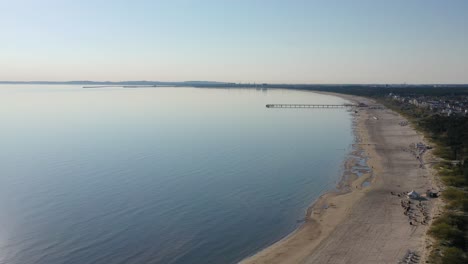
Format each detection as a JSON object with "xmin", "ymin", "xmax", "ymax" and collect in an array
[{"xmin": 0, "ymin": 86, "xmax": 353, "ymax": 264}]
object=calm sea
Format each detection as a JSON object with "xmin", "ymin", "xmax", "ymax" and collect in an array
[{"xmin": 0, "ymin": 85, "xmax": 353, "ymax": 264}]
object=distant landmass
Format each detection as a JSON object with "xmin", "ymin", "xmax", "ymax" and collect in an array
[{"xmin": 0, "ymin": 80, "xmax": 235, "ymax": 86}]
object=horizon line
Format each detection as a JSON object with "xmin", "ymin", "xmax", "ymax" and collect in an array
[{"xmin": 1, "ymin": 80, "xmax": 468, "ymax": 86}]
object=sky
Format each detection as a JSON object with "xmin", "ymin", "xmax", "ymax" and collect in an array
[{"xmin": 0, "ymin": 0, "xmax": 467, "ymax": 84}]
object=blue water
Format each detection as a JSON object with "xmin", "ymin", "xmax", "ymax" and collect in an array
[{"xmin": 0, "ymin": 85, "xmax": 353, "ymax": 264}]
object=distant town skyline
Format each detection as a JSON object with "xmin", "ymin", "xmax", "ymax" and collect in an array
[{"xmin": 1, "ymin": 0, "xmax": 467, "ymax": 84}]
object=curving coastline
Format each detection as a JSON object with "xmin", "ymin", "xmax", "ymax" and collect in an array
[{"xmin": 240, "ymin": 93, "xmax": 435, "ymax": 264}]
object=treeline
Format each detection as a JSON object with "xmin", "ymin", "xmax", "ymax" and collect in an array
[
  {"xmin": 298, "ymin": 86, "xmax": 468, "ymax": 263},
  {"xmin": 295, "ymin": 85, "xmax": 468, "ymax": 97},
  {"xmin": 420, "ymin": 115, "xmax": 468, "ymax": 160}
]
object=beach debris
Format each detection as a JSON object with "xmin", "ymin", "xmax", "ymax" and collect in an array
[
  {"xmin": 399, "ymin": 250, "xmax": 420, "ymax": 264},
  {"xmin": 407, "ymin": 190, "xmax": 420, "ymax": 199},
  {"xmin": 390, "ymin": 190, "xmax": 430, "ymax": 226},
  {"xmin": 406, "ymin": 142, "xmax": 429, "ymax": 169},
  {"xmin": 398, "ymin": 195, "xmax": 431, "ymax": 225},
  {"xmin": 358, "ymin": 102, "xmax": 368, "ymax": 107},
  {"xmin": 426, "ymin": 189, "xmax": 439, "ymax": 198}
]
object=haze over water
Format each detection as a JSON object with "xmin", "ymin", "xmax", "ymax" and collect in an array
[{"xmin": 0, "ymin": 86, "xmax": 353, "ymax": 264}]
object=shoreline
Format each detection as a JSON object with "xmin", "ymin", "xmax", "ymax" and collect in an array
[
  {"xmin": 240, "ymin": 93, "xmax": 434, "ymax": 264},
  {"xmin": 240, "ymin": 93, "xmax": 374, "ymax": 264}
]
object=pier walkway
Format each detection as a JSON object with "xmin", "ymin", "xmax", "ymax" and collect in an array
[{"xmin": 266, "ymin": 104, "xmax": 357, "ymax": 108}]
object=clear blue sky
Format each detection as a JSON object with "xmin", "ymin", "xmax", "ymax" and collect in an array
[{"xmin": 1, "ymin": 0, "xmax": 467, "ymax": 83}]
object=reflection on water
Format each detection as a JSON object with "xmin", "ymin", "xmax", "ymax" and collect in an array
[{"xmin": 0, "ymin": 85, "xmax": 353, "ymax": 264}]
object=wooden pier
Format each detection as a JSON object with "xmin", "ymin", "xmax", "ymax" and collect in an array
[{"xmin": 266, "ymin": 104, "xmax": 357, "ymax": 108}]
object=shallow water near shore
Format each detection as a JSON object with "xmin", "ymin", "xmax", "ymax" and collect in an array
[{"xmin": 0, "ymin": 85, "xmax": 353, "ymax": 264}]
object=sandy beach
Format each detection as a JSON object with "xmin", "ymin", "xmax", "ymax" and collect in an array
[{"xmin": 240, "ymin": 94, "xmax": 438, "ymax": 264}]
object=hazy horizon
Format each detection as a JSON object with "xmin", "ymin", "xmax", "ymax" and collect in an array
[
  {"xmin": 1, "ymin": 80, "xmax": 468, "ymax": 86},
  {"xmin": 1, "ymin": 0, "xmax": 468, "ymax": 83}
]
